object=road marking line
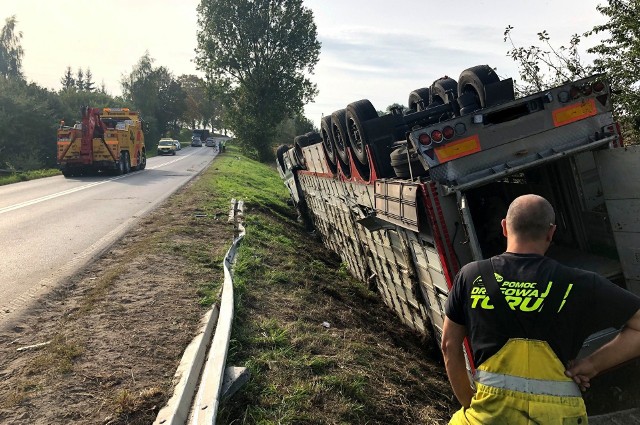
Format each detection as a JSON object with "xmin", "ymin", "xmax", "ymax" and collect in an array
[{"xmin": 0, "ymin": 151, "xmax": 205, "ymax": 215}]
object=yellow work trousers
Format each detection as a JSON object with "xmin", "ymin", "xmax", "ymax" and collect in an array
[{"xmin": 449, "ymin": 339, "xmax": 587, "ymax": 425}]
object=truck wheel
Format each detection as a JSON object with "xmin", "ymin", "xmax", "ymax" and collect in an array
[
  {"xmin": 390, "ymin": 143, "xmax": 427, "ymax": 178},
  {"xmin": 346, "ymin": 99, "xmax": 377, "ymax": 166},
  {"xmin": 276, "ymin": 144, "xmax": 290, "ymax": 173},
  {"xmin": 304, "ymin": 131, "xmax": 322, "ymax": 146},
  {"xmin": 430, "ymin": 77, "xmax": 458, "ymax": 106},
  {"xmin": 124, "ymin": 152, "xmax": 131, "ymax": 174},
  {"xmin": 320, "ymin": 115, "xmax": 337, "ymax": 166},
  {"xmin": 139, "ymin": 150, "xmax": 147, "ymax": 170},
  {"xmin": 61, "ymin": 168, "xmax": 74, "ymax": 178},
  {"xmin": 457, "ymin": 65, "xmax": 500, "ymax": 109},
  {"xmin": 293, "ymin": 135, "xmax": 308, "ymax": 169},
  {"xmin": 408, "ymin": 88, "xmax": 431, "ymax": 112},
  {"xmin": 331, "ymin": 109, "xmax": 351, "ymax": 165},
  {"xmin": 115, "ymin": 155, "xmax": 125, "ymax": 175}
]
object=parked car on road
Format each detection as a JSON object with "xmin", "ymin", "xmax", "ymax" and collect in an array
[
  {"xmin": 172, "ymin": 140, "xmax": 181, "ymax": 150},
  {"xmin": 157, "ymin": 139, "xmax": 177, "ymax": 155}
]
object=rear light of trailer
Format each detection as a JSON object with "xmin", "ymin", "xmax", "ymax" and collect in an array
[
  {"xmin": 431, "ymin": 130, "xmax": 443, "ymax": 143},
  {"xmin": 442, "ymin": 126, "xmax": 455, "ymax": 140},
  {"xmin": 418, "ymin": 133, "xmax": 432, "ymax": 146},
  {"xmin": 567, "ymin": 80, "xmax": 606, "ymax": 102},
  {"xmin": 592, "ymin": 80, "xmax": 605, "ymax": 93}
]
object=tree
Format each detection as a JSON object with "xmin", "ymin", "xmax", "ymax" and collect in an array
[
  {"xmin": 587, "ymin": 0, "xmax": 640, "ymax": 120},
  {"xmin": 121, "ymin": 52, "xmax": 189, "ymax": 141},
  {"xmin": 85, "ymin": 68, "xmax": 95, "ymax": 92},
  {"xmin": 0, "ymin": 78, "xmax": 61, "ymax": 170},
  {"xmin": 386, "ymin": 103, "xmax": 407, "ymax": 115},
  {"xmin": 196, "ymin": 0, "xmax": 320, "ymax": 162},
  {"xmin": 154, "ymin": 66, "xmax": 186, "ymax": 135},
  {"xmin": 177, "ymin": 74, "xmax": 221, "ymax": 131},
  {"xmin": 0, "ymin": 15, "xmax": 24, "ymax": 79},
  {"xmin": 503, "ymin": 26, "xmax": 591, "ymax": 96},
  {"xmin": 178, "ymin": 74, "xmax": 205, "ymax": 129},
  {"xmin": 275, "ymin": 113, "xmax": 315, "ymax": 147},
  {"xmin": 76, "ymin": 68, "xmax": 84, "ymax": 90},
  {"xmin": 60, "ymin": 66, "xmax": 75, "ymax": 91}
]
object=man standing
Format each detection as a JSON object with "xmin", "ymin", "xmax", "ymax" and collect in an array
[{"xmin": 442, "ymin": 194, "xmax": 640, "ymax": 424}]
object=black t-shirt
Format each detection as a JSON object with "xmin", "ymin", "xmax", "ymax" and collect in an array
[{"xmin": 445, "ymin": 252, "xmax": 640, "ymax": 367}]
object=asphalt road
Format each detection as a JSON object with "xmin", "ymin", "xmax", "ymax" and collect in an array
[{"xmin": 0, "ymin": 146, "xmax": 216, "ymax": 328}]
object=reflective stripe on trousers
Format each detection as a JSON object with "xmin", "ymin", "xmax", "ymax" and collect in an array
[
  {"xmin": 449, "ymin": 339, "xmax": 587, "ymax": 425},
  {"xmin": 474, "ymin": 370, "xmax": 582, "ymax": 398}
]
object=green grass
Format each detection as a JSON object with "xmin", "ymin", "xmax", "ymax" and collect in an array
[
  {"xmin": 212, "ymin": 145, "xmax": 455, "ymax": 424},
  {"xmin": 0, "ymin": 168, "xmax": 60, "ymax": 186}
]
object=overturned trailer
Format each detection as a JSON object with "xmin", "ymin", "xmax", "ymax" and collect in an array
[{"xmin": 278, "ymin": 66, "xmax": 639, "ymax": 373}]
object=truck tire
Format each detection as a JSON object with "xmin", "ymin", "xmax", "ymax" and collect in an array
[
  {"xmin": 293, "ymin": 135, "xmax": 308, "ymax": 169},
  {"xmin": 457, "ymin": 65, "xmax": 500, "ymax": 109},
  {"xmin": 457, "ymin": 92, "xmax": 482, "ymax": 116},
  {"xmin": 331, "ymin": 109, "xmax": 351, "ymax": 166},
  {"xmin": 276, "ymin": 144, "xmax": 290, "ymax": 173},
  {"xmin": 408, "ymin": 88, "xmax": 431, "ymax": 112},
  {"xmin": 430, "ymin": 77, "xmax": 458, "ymax": 106},
  {"xmin": 114, "ymin": 155, "xmax": 125, "ymax": 175},
  {"xmin": 390, "ymin": 144, "xmax": 428, "ymax": 178},
  {"xmin": 304, "ymin": 131, "xmax": 322, "ymax": 146},
  {"xmin": 320, "ymin": 115, "xmax": 337, "ymax": 166},
  {"xmin": 138, "ymin": 150, "xmax": 147, "ymax": 170},
  {"xmin": 124, "ymin": 152, "xmax": 131, "ymax": 173},
  {"xmin": 346, "ymin": 99, "xmax": 377, "ymax": 166}
]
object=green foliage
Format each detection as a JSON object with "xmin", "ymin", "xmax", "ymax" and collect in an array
[
  {"xmin": 505, "ymin": 2, "xmax": 640, "ymax": 142},
  {"xmin": 195, "ymin": 0, "xmax": 321, "ymax": 162},
  {"xmin": 587, "ymin": 0, "xmax": 640, "ymax": 137},
  {"xmin": 121, "ymin": 52, "xmax": 187, "ymax": 143},
  {"xmin": 57, "ymin": 89, "xmax": 126, "ymax": 125},
  {"xmin": 76, "ymin": 68, "xmax": 84, "ymax": 90},
  {"xmin": 385, "ymin": 103, "xmax": 407, "ymax": 114},
  {"xmin": 0, "ymin": 78, "xmax": 60, "ymax": 170},
  {"xmin": 0, "ymin": 15, "xmax": 24, "ymax": 79},
  {"xmin": 60, "ymin": 66, "xmax": 74, "ymax": 91},
  {"xmin": 504, "ymin": 26, "xmax": 591, "ymax": 96},
  {"xmin": 84, "ymin": 68, "xmax": 95, "ymax": 92},
  {"xmin": 274, "ymin": 113, "xmax": 316, "ymax": 147},
  {"xmin": 179, "ymin": 74, "xmax": 221, "ymax": 131}
]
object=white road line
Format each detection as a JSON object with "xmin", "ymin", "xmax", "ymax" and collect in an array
[{"xmin": 0, "ymin": 151, "xmax": 201, "ymax": 215}]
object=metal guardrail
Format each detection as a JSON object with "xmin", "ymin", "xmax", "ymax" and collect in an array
[{"xmin": 155, "ymin": 199, "xmax": 246, "ymax": 425}]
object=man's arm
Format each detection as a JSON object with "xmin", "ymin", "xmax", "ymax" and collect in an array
[
  {"xmin": 442, "ymin": 316, "xmax": 474, "ymax": 408},
  {"xmin": 566, "ymin": 309, "xmax": 640, "ymax": 389}
]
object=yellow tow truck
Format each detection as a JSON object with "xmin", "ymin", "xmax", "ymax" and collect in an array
[{"xmin": 57, "ymin": 107, "xmax": 146, "ymax": 177}]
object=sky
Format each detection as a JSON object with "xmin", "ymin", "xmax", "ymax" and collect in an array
[{"xmin": 3, "ymin": 0, "xmax": 606, "ymax": 129}]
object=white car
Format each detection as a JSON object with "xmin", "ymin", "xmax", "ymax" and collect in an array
[{"xmin": 173, "ymin": 140, "xmax": 181, "ymax": 150}]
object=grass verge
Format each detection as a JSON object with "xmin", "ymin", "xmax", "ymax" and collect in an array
[
  {"xmin": 0, "ymin": 168, "xmax": 60, "ymax": 186},
  {"xmin": 211, "ymin": 145, "xmax": 455, "ymax": 424}
]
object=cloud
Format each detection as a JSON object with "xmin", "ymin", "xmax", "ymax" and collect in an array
[{"xmin": 303, "ymin": 23, "xmax": 512, "ymax": 124}]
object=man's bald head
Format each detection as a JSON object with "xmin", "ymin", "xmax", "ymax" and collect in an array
[{"xmin": 505, "ymin": 195, "xmax": 555, "ymax": 242}]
